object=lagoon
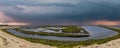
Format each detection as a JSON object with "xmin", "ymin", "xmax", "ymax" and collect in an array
[{"xmin": 6, "ymin": 26, "xmax": 118, "ymax": 41}]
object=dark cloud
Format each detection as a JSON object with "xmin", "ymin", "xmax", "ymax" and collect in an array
[{"xmin": 0, "ymin": 0, "xmax": 120, "ymax": 25}]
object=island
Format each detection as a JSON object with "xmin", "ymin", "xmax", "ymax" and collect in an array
[{"xmin": 13, "ymin": 26, "xmax": 90, "ymax": 37}]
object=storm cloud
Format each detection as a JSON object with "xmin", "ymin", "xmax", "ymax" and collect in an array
[{"xmin": 0, "ymin": 0, "xmax": 120, "ymax": 25}]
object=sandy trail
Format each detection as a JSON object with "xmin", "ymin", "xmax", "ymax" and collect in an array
[{"xmin": 0, "ymin": 27, "xmax": 56, "ymax": 48}]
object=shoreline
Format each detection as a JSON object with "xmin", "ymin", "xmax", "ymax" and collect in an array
[
  {"xmin": 75, "ymin": 26, "xmax": 120, "ymax": 48},
  {"xmin": 0, "ymin": 27, "xmax": 56, "ymax": 48}
]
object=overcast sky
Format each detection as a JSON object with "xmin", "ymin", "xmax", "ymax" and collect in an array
[{"xmin": 0, "ymin": 0, "xmax": 120, "ymax": 25}]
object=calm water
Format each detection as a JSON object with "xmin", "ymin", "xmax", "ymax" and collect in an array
[{"xmin": 7, "ymin": 26, "xmax": 118, "ymax": 41}]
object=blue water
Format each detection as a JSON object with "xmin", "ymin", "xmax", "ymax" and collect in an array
[{"xmin": 6, "ymin": 26, "xmax": 118, "ymax": 41}]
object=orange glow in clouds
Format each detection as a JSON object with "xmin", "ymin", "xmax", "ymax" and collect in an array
[
  {"xmin": 0, "ymin": 12, "xmax": 29, "ymax": 25},
  {"xmin": 92, "ymin": 20, "xmax": 120, "ymax": 26}
]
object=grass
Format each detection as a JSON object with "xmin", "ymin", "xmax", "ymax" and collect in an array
[
  {"xmin": 16, "ymin": 26, "xmax": 90, "ymax": 37},
  {"xmin": 58, "ymin": 26, "xmax": 89, "ymax": 34},
  {"xmin": 1, "ymin": 26, "xmax": 120, "ymax": 48},
  {"xmin": 62, "ymin": 26, "xmax": 82, "ymax": 33}
]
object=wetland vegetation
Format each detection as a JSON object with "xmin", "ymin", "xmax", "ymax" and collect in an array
[{"xmin": 14, "ymin": 26, "xmax": 90, "ymax": 37}]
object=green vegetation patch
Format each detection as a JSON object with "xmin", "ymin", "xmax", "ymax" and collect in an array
[
  {"xmin": 14, "ymin": 26, "xmax": 90, "ymax": 37},
  {"xmin": 60, "ymin": 26, "xmax": 89, "ymax": 34}
]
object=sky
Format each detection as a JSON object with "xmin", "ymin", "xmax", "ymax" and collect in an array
[{"xmin": 0, "ymin": 0, "xmax": 120, "ymax": 25}]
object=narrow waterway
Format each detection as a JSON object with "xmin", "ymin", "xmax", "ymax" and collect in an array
[{"xmin": 6, "ymin": 26, "xmax": 118, "ymax": 41}]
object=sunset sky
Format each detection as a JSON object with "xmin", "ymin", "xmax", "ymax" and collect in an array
[{"xmin": 0, "ymin": 0, "xmax": 120, "ymax": 25}]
